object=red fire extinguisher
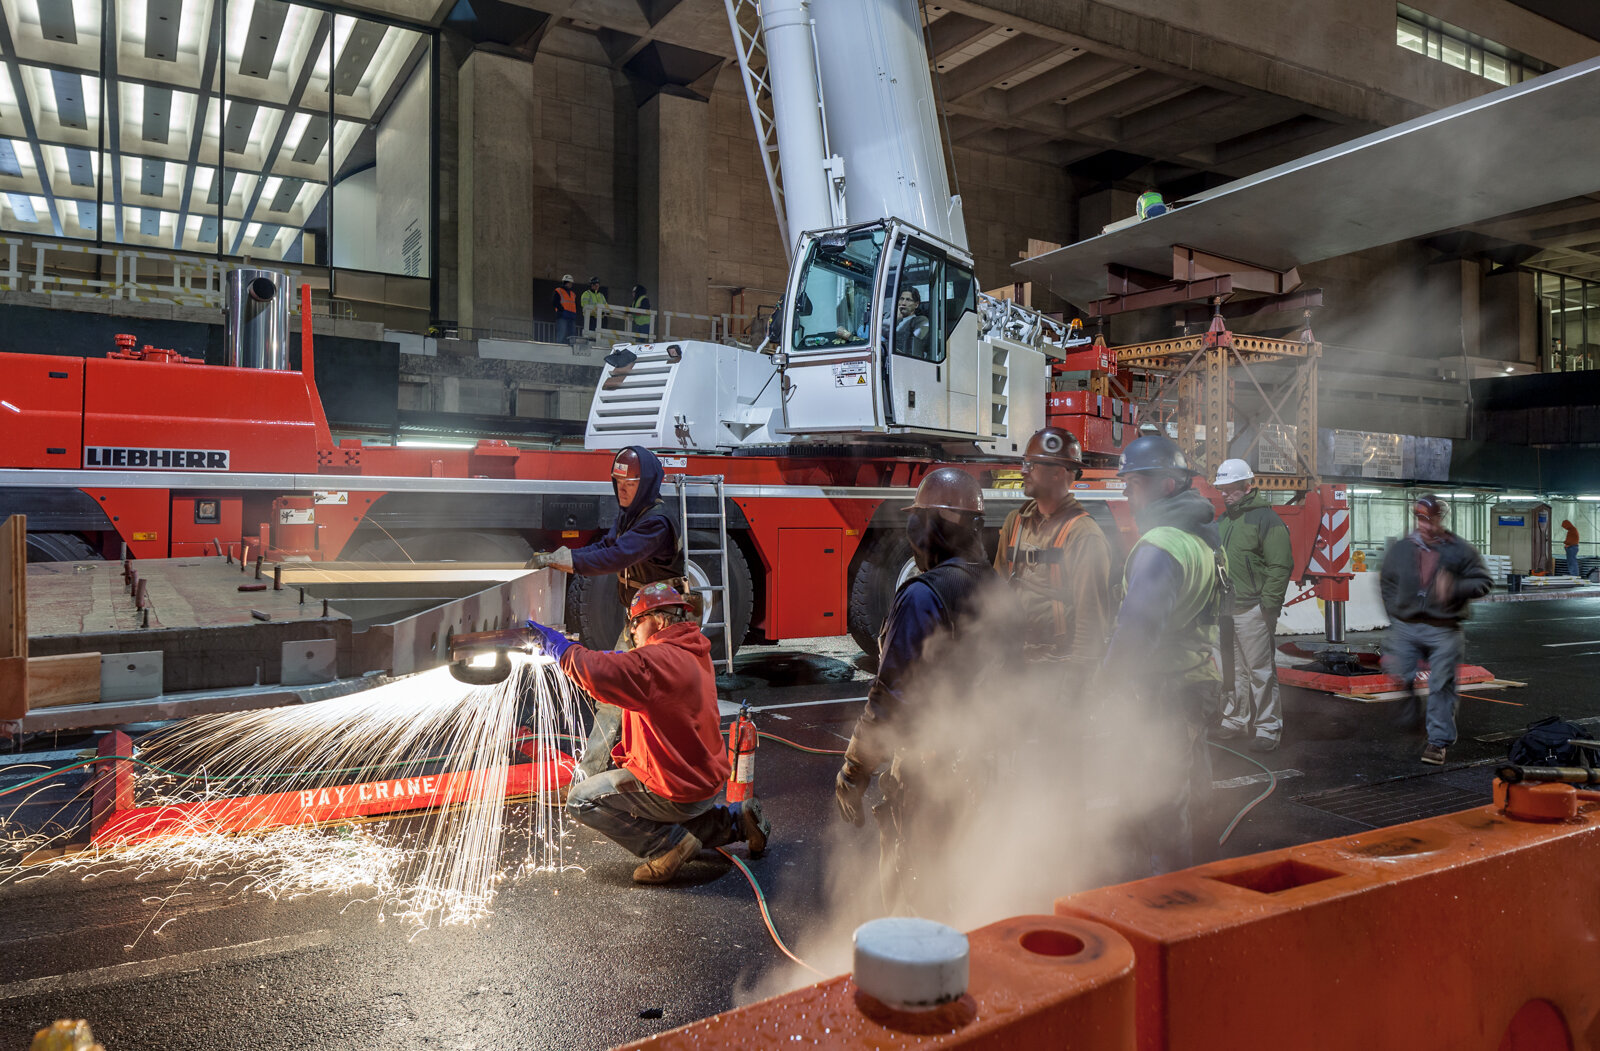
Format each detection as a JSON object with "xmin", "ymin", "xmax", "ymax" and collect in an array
[{"xmin": 727, "ymin": 701, "xmax": 757, "ymax": 803}]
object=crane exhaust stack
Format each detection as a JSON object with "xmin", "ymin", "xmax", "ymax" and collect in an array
[{"xmin": 226, "ymin": 267, "xmax": 290, "ymax": 370}]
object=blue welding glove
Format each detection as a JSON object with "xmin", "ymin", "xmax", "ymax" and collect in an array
[{"xmin": 526, "ymin": 619, "xmax": 574, "ymax": 661}]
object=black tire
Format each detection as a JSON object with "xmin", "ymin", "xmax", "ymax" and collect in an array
[
  {"xmin": 565, "ymin": 572, "xmax": 627, "ymax": 649},
  {"xmin": 340, "ymin": 529, "xmax": 535, "ymax": 563},
  {"xmin": 847, "ymin": 530, "xmax": 919, "ymax": 658},
  {"xmin": 26, "ymin": 532, "xmax": 100, "ymax": 563},
  {"xmin": 685, "ymin": 529, "xmax": 754, "ymax": 656}
]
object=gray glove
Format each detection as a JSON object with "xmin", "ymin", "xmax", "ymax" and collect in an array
[
  {"xmin": 524, "ymin": 546, "xmax": 574, "ymax": 571},
  {"xmin": 834, "ymin": 733, "xmax": 881, "ymax": 827}
]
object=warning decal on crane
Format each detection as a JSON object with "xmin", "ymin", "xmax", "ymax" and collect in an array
[{"xmin": 833, "ymin": 362, "xmax": 869, "ymax": 387}]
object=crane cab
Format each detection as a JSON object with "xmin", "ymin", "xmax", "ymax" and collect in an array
[{"xmin": 778, "ymin": 219, "xmax": 990, "ymax": 442}]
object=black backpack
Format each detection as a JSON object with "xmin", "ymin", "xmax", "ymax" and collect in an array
[{"xmin": 1508, "ymin": 716, "xmax": 1596, "ymax": 767}]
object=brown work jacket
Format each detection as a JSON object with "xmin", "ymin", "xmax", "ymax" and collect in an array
[{"xmin": 994, "ymin": 496, "xmax": 1112, "ymax": 665}]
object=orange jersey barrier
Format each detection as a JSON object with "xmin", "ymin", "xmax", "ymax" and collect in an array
[
  {"xmin": 1055, "ymin": 784, "xmax": 1600, "ymax": 1051},
  {"xmin": 616, "ymin": 915, "xmax": 1136, "ymax": 1050}
]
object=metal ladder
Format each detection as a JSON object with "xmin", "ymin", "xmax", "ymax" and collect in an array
[{"xmin": 674, "ymin": 474, "xmax": 735, "ymax": 672}]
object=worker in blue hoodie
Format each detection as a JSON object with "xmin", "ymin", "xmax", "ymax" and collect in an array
[{"xmin": 531, "ymin": 446, "xmax": 684, "ymax": 778}]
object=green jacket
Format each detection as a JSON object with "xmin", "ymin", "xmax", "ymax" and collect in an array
[{"xmin": 1218, "ymin": 489, "xmax": 1293, "ymax": 616}]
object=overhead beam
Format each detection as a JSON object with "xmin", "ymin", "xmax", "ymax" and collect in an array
[
  {"xmin": 0, "ymin": 5, "xmax": 64, "ymax": 235},
  {"xmin": 169, "ymin": 0, "xmax": 219, "ymax": 250},
  {"xmin": 927, "ymin": 12, "xmax": 993, "ymax": 60},
  {"xmin": 940, "ymin": 32, "xmax": 1061, "ymax": 101}
]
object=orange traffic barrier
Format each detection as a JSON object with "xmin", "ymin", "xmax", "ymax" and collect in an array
[
  {"xmin": 1055, "ymin": 783, "xmax": 1600, "ymax": 1050},
  {"xmin": 617, "ymin": 915, "xmax": 1136, "ymax": 1050}
]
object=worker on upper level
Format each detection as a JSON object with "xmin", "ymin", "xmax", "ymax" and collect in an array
[
  {"xmin": 552, "ymin": 274, "xmax": 579, "ymax": 344},
  {"xmin": 530, "ymin": 446, "xmax": 684, "ymax": 779},
  {"xmin": 1379, "ymin": 495, "xmax": 1492, "ymax": 766},
  {"xmin": 528, "ymin": 583, "xmax": 768, "ymax": 884},
  {"xmin": 628, "ymin": 284, "xmax": 652, "ymax": 336},
  {"xmin": 1211, "ymin": 458, "xmax": 1293, "ymax": 753},
  {"xmin": 834, "ymin": 467, "xmax": 998, "ymax": 914},
  {"xmin": 1102, "ymin": 434, "xmax": 1224, "ymax": 874},
  {"xmin": 1562, "ymin": 518, "xmax": 1582, "ymax": 578},
  {"xmin": 994, "ymin": 426, "xmax": 1111, "ymax": 677},
  {"xmin": 581, "ymin": 276, "xmax": 608, "ymax": 339}
]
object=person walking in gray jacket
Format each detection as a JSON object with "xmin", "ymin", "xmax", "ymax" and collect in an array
[{"xmin": 1379, "ymin": 494, "xmax": 1493, "ymax": 765}]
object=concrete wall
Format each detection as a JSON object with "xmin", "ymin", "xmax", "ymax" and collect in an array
[{"xmin": 954, "ymin": 145, "xmax": 1076, "ymax": 300}]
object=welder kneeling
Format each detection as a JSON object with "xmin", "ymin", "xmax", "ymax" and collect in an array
[{"xmin": 529, "ymin": 583, "xmax": 770, "ymax": 884}]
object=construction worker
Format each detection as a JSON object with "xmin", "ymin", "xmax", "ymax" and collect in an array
[
  {"xmin": 530, "ymin": 446, "xmax": 683, "ymax": 778},
  {"xmin": 629, "ymin": 284, "xmax": 652, "ymax": 336},
  {"xmin": 1379, "ymin": 495, "xmax": 1492, "ymax": 765},
  {"xmin": 1101, "ymin": 434, "xmax": 1224, "ymax": 874},
  {"xmin": 1212, "ymin": 459, "xmax": 1293, "ymax": 753},
  {"xmin": 1562, "ymin": 518, "xmax": 1581, "ymax": 577},
  {"xmin": 994, "ymin": 426, "xmax": 1112, "ymax": 674},
  {"xmin": 581, "ymin": 276, "xmax": 608, "ymax": 338},
  {"xmin": 834, "ymin": 467, "xmax": 998, "ymax": 914},
  {"xmin": 552, "ymin": 274, "xmax": 579, "ymax": 344},
  {"xmin": 529, "ymin": 583, "xmax": 768, "ymax": 884}
]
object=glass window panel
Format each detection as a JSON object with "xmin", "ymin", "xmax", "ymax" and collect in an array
[
  {"xmin": 1440, "ymin": 35, "xmax": 1468, "ymax": 69},
  {"xmin": 1483, "ymin": 52, "xmax": 1509, "ymax": 84},
  {"xmin": 1396, "ymin": 18, "xmax": 1426, "ymax": 54}
]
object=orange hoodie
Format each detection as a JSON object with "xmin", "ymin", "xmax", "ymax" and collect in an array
[
  {"xmin": 560, "ymin": 621, "xmax": 730, "ymax": 802},
  {"xmin": 1563, "ymin": 520, "xmax": 1581, "ymax": 548}
]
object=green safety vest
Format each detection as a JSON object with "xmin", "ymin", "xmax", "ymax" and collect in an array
[{"xmin": 1125, "ymin": 525, "xmax": 1222, "ymax": 683}]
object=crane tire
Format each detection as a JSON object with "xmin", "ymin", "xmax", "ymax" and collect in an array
[
  {"xmin": 26, "ymin": 532, "xmax": 100, "ymax": 563},
  {"xmin": 846, "ymin": 530, "xmax": 919, "ymax": 661}
]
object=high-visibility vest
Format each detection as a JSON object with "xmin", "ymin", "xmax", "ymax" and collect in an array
[
  {"xmin": 1001, "ymin": 505, "xmax": 1090, "ymax": 642},
  {"xmin": 555, "ymin": 287, "xmax": 577, "ymax": 315}
]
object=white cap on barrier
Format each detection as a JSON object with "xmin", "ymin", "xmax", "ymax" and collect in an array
[{"xmin": 851, "ymin": 917, "xmax": 969, "ymax": 1011}]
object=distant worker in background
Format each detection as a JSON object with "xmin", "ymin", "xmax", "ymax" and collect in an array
[
  {"xmin": 528, "ymin": 583, "xmax": 768, "ymax": 884},
  {"xmin": 994, "ymin": 426, "xmax": 1111, "ymax": 678},
  {"xmin": 629, "ymin": 284, "xmax": 652, "ymax": 336},
  {"xmin": 1101, "ymin": 435, "xmax": 1224, "ymax": 874},
  {"xmin": 581, "ymin": 276, "xmax": 609, "ymax": 339},
  {"xmin": 1380, "ymin": 495, "xmax": 1492, "ymax": 766},
  {"xmin": 892, "ymin": 288, "xmax": 932, "ymax": 360},
  {"xmin": 1212, "ymin": 459, "xmax": 1293, "ymax": 753},
  {"xmin": 529, "ymin": 446, "xmax": 683, "ymax": 779},
  {"xmin": 834, "ymin": 468, "xmax": 999, "ymax": 914},
  {"xmin": 1563, "ymin": 518, "xmax": 1582, "ymax": 578},
  {"xmin": 552, "ymin": 274, "xmax": 579, "ymax": 344}
]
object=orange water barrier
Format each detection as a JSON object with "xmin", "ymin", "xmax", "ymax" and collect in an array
[
  {"xmin": 616, "ymin": 915, "xmax": 1135, "ymax": 1050},
  {"xmin": 617, "ymin": 781, "xmax": 1600, "ymax": 1050},
  {"xmin": 1055, "ymin": 780, "xmax": 1600, "ymax": 1050}
]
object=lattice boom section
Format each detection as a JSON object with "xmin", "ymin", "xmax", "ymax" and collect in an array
[{"xmin": 1116, "ymin": 335, "xmax": 1318, "ymax": 369}]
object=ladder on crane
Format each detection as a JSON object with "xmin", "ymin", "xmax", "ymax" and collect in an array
[{"xmin": 673, "ymin": 474, "xmax": 736, "ymax": 673}]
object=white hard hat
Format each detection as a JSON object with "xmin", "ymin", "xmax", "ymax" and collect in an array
[
  {"xmin": 1214, "ymin": 458, "xmax": 1254, "ymax": 486},
  {"xmin": 561, "ymin": 274, "xmax": 574, "ymax": 283}
]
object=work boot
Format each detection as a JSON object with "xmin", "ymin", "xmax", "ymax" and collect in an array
[
  {"xmin": 632, "ymin": 831, "xmax": 701, "ymax": 884},
  {"xmin": 1249, "ymin": 736, "xmax": 1279, "ymax": 754},
  {"xmin": 740, "ymin": 796, "xmax": 770, "ymax": 858},
  {"xmin": 1420, "ymin": 744, "xmax": 1447, "ymax": 766},
  {"xmin": 1211, "ymin": 723, "xmax": 1246, "ymax": 741}
]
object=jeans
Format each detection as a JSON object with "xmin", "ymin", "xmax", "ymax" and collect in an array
[
  {"xmin": 1382, "ymin": 619, "xmax": 1464, "ymax": 748},
  {"xmin": 566, "ymin": 767, "xmax": 742, "ymax": 858},
  {"xmin": 1219, "ymin": 605, "xmax": 1283, "ymax": 742},
  {"xmin": 555, "ymin": 314, "xmax": 577, "ymax": 344},
  {"xmin": 1567, "ymin": 544, "xmax": 1580, "ymax": 578}
]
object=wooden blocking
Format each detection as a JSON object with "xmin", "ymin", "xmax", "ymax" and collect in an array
[
  {"xmin": 26, "ymin": 652, "xmax": 102, "ymax": 709},
  {"xmin": 0, "ymin": 514, "xmax": 25, "ymax": 721},
  {"xmin": 91, "ymin": 730, "xmax": 134, "ymax": 837}
]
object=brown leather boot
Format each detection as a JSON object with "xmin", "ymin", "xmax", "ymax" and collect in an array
[{"xmin": 632, "ymin": 832, "xmax": 701, "ymax": 884}]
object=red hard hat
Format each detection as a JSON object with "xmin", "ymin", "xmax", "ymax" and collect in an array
[
  {"xmin": 612, "ymin": 448, "xmax": 642, "ymax": 481},
  {"xmin": 628, "ymin": 581, "xmax": 691, "ymax": 620},
  {"xmin": 903, "ymin": 467, "xmax": 984, "ymax": 515},
  {"xmin": 1023, "ymin": 426, "xmax": 1085, "ymax": 469}
]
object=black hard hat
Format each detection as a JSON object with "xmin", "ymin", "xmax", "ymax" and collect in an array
[
  {"xmin": 1117, "ymin": 434, "xmax": 1192, "ymax": 477},
  {"xmin": 588, "ymin": 276, "xmax": 601, "ymax": 284},
  {"xmin": 1024, "ymin": 426, "xmax": 1085, "ymax": 469},
  {"xmin": 904, "ymin": 467, "xmax": 984, "ymax": 515}
]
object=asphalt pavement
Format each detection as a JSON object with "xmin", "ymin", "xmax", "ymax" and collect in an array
[{"xmin": 0, "ymin": 593, "xmax": 1597, "ymax": 1050}]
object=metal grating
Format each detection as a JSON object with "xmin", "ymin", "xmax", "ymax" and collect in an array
[
  {"xmin": 144, "ymin": 0, "xmax": 181, "ymax": 60},
  {"xmin": 239, "ymin": 1, "xmax": 289, "ymax": 79},
  {"xmin": 1293, "ymin": 776, "xmax": 1489, "ymax": 828},
  {"xmin": 36, "ymin": 0, "xmax": 78, "ymax": 44},
  {"xmin": 142, "ymin": 86, "xmax": 172, "ymax": 143}
]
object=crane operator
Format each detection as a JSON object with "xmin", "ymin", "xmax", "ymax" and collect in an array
[{"xmin": 529, "ymin": 446, "xmax": 684, "ymax": 780}]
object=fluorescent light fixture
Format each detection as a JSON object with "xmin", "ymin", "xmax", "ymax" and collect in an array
[
  {"xmin": 1440, "ymin": 493, "xmax": 1477, "ymax": 498},
  {"xmin": 397, "ymin": 439, "xmax": 475, "ymax": 449},
  {"xmin": 1579, "ymin": 496, "xmax": 1600, "ymax": 502},
  {"xmin": 1351, "ymin": 487, "xmax": 1383, "ymax": 494},
  {"xmin": 1503, "ymin": 366, "xmax": 1514, "ymax": 373}
]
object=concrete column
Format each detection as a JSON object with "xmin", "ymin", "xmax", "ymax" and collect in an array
[
  {"xmin": 1458, "ymin": 259, "xmax": 1482, "ymax": 361},
  {"xmin": 638, "ymin": 92, "xmax": 710, "ymax": 320},
  {"xmin": 457, "ymin": 51, "xmax": 535, "ymax": 329}
]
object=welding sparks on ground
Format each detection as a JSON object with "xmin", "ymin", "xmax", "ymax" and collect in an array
[{"xmin": 0, "ymin": 654, "xmax": 593, "ymax": 938}]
